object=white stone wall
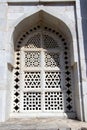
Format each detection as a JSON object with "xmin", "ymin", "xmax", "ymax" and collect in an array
[
  {"xmin": 0, "ymin": 3, "xmax": 8, "ymax": 122},
  {"xmin": 77, "ymin": 0, "xmax": 87, "ymax": 122},
  {"xmin": 0, "ymin": 0, "xmax": 87, "ymax": 122}
]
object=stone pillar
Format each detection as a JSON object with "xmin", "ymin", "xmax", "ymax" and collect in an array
[
  {"xmin": 80, "ymin": 0, "xmax": 87, "ymax": 122},
  {"xmin": 76, "ymin": 0, "xmax": 87, "ymax": 122}
]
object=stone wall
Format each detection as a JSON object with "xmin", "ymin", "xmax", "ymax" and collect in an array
[{"xmin": 0, "ymin": 0, "xmax": 87, "ymax": 122}]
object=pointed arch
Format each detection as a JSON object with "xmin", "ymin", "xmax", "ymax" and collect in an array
[{"xmin": 9, "ymin": 10, "xmax": 82, "ymax": 120}]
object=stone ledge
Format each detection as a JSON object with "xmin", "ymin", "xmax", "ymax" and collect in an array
[
  {"xmin": 0, "ymin": 118, "xmax": 87, "ymax": 130},
  {"xmin": 0, "ymin": 0, "xmax": 76, "ymax": 3},
  {"xmin": 7, "ymin": 0, "xmax": 75, "ymax": 2}
]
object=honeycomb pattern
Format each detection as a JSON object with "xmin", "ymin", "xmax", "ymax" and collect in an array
[
  {"xmin": 25, "ymin": 33, "xmax": 41, "ymax": 48},
  {"xmin": 25, "ymin": 51, "xmax": 41, "ymax": 67},
  {"xmin": 45, "ymin": 52, "xmax": 60, "ymax": 67},
  {"xmin": 45, "ymin": 92, "xmax": 63, "ymax": 110},
  {"xmin": 43, "ymin": 34, "xmax": 59, "ymax": 48},
  {"xmin": 23, "ymin": 92, "xmax": 41, "ymax": 110},
  {"xmin": 45, "ymin": 72, "xmax": 61, "ymax": 88},
  {"xmin": 24, "ymin": 72, "xmax": 41, "ymax": 88}
]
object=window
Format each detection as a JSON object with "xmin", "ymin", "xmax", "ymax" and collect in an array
[{"xmin": 12, "ymin": 25, "xmax": 74, "ymax": 117}]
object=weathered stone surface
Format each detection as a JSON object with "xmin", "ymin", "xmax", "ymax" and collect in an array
[
  {"xmin": 0, "ymin": 0, "xmax": 87, "ymax": 123},
  {"xmin": 0, "ymin": 118, "xmax": 87, "ymax": 130}
]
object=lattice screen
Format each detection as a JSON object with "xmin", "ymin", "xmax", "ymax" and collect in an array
[
  {"xmin": 45, "ymin": 72, "xmax": 61, "ymax": 88},
  {"xmin": 25, "ymin": 51, "xmax": 41, "ymax": 67},
  {"xmin": 45, "ymin": 92, "xmax": 63, "ymax": 110},
  {"xmin": 12, "ymin": 25, "xmax": 75, "ymax": 117},
  {"xmin": 23, "ymin": 92, "xmax": 41, "ymax": 110},
  {"xmin": 24, "ymin": 72, "xmax": 41, "ymax": 88}
]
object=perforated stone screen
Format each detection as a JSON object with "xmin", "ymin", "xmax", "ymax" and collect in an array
[{"xmin": 12, "ymin": 25, "xmax": 75, "ymax": 118}]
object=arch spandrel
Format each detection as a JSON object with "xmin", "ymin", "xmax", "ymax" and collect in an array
[
  {"xmin": 11, "ymin": 10, "xmax": 76, "ymax": 66},
  {"xmin": 12, "ymin": 10, "xmax": 73, "ymax": 44}
]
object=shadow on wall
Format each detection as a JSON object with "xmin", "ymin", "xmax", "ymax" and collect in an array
[{"xmin": 80, "ymin": 0, "xmax": 87, "ymax": 76}]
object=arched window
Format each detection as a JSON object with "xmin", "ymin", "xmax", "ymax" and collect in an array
[{"xmin": 12, "ymin": 25, "xmax": 75, "ymax": 118}]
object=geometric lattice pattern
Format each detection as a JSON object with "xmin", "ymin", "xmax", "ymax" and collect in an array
[
  {"xmin": 13, "ymin": 51, "xmax": 21, "ymax": 112},
  {"xmin": 13, "ymin": 25, "xmax": 74, "ymax": 116},
  {"xmin": 45, "ymin": 92, "xmax": 63, "ymax": 110},
  {"xmin": 45, "ymin": 71, "xmax": 61, "ymax": 88},
  {"xmin": 25, "ymin": 33, "xmax": 41, "ymax": 48},
  {"xmin": 24, "ymin": 72, "xmax": 41, "ymax": 88},
  {"xmin": 23, "ymin": 92, "xmax": 41, "ymax": 110},
  {"xmin": 45, "ymin": 52, "xmax": 60, "ymax": 67},
  {"xmin": 43, "ymin": 34, "xmax": 59, "ymax": 48},
  {"xmin": 63, "ymin": 42, "xmax": 73, "ymax": 112},
  {"xmin": 25, "ymin": 51, "xmax": 40, "ymax": 67}
]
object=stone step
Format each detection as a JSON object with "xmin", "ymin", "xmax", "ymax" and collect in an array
[
  {"xmin": 0, "ymin": 118, "xmax": 87, "ymax": 130},
  {"xmin": 0, "ymin": 124, "xmax": 71, "ymax": 130},
  {"xmin": 0, "ymin": 125, "xmax": 86, "ymax": 130},
  {"xmin": 0, "ymin": 126, "xmax": 71, "ymax": 130}
]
